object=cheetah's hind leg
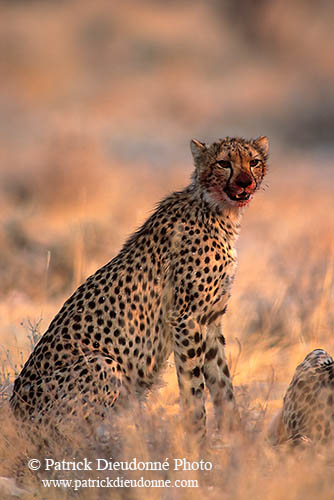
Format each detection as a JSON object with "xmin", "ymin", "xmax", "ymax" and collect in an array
[
  {"xmin": 60, "ymin": 352, "xmax": 123, "ymax": 419},
  {"xmin": 50, "ymin": 352, "xmax": 123, "ymax": 423},
  {"xmin": 12, "ymin": 353, "xmax": 123, "ymax": 426}
]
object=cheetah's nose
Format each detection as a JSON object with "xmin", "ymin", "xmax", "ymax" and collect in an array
[{"xmin": 234, "ymin": 173, "xmax": 255, "ymax": 189}]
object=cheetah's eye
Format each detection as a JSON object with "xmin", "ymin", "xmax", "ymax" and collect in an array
[
  {"xmin": 217, "ymin": 160, "xmax": 231, "ymax": 168},
  {"xmin": 249, "ymin": 159, "xmax": 261, "ymax": 168}
]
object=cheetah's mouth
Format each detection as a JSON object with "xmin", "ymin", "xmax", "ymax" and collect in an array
[{"xmin": 225, "ymin": 190, "xmax": 251, "ymax": 202}]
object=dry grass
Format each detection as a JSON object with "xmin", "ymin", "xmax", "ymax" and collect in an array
[{"xmin": 0, "ymin": 0, "xmax": 334, "ymax": 498}]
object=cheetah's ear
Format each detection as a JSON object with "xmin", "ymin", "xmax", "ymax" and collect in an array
[
  {"xmin": 190, "ymin": 139, "xmax": 207, "ymax": 161},
  {"xmin": 253, "ymin": 136, "xmax": 269, "ymax": 156}
]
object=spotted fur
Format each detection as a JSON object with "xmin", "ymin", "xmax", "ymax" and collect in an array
[
  {"xmin": 269, "ymin": 349, "xmax": 334, "ymax": 447},
  {"xmin": 10, "ymin": 136, "xmax": 269, "ymax": 437}
]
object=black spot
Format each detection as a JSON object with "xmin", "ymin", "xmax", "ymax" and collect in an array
[
  {"xmin": 206, "ymin": 348, "xmax": 217, "ymax": 361},
  {"xmin": 224, "ymin": 388, "xmax": 233, "ymax": 400}
]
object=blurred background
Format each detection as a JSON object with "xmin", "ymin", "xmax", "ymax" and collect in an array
[{"xmin": 0, "ymin": 0, "xmax": 333, "ymax": 374}]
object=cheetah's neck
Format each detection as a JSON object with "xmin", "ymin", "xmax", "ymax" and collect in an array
[{"xmin": 188, "ymin": 184, "xmax": 242, "ymax": 242}]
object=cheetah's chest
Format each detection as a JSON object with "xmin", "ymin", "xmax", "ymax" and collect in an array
[{"xmin": 205, "ymin": 262, "xmax": 236, "ymax": 325}]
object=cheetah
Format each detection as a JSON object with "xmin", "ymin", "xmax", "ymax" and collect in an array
[
  {"xmin": 268, "ymin": 349, "xmax": 334, "ymax": 448},
  {"xmin": 10, "ymin": 136, "xmax": 269, "ymax": 437}
]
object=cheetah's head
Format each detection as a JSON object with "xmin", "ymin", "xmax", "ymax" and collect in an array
[{"xmin": 190, "ymin": 136, "xmax": 269, "ymax": 209}]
